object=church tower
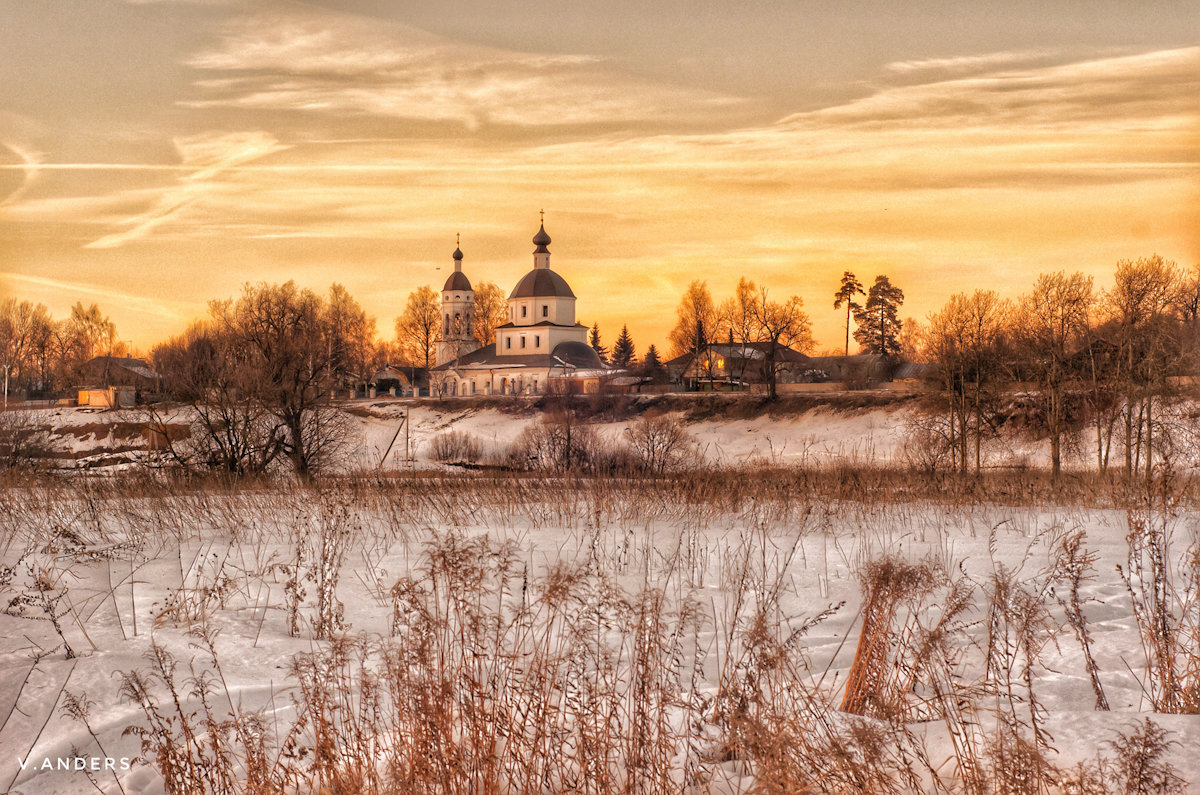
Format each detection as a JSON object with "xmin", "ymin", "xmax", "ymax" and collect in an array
[
  {"xmin": 435, "ymin": 236, "xmax": 480, "ymax": 366},
  {"xmin": 495, "ymin": 214, "xmax": 588, "ymax": 358}
]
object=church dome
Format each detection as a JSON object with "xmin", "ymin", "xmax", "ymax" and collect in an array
[
  {"xmin": 532, "ymin": 223, "xmax": 551, "ymax": 251},
  {"xmin": 509, "ymin": 268, "xmax": 575, "ymax": 299},
  {"xmin": 551, "ymin": 340, "xmax": 603, "ymax": 370},
  {"xmin": 452, "ymin": 246, "xmax": 463, "ymax": 261},
  {"xmin": 443, "ymin": 271, "xmax": 472, "ymax": 292}
]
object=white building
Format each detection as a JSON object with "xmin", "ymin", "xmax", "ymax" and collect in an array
[{"xmin": 431, "ymin": 220, "xmax": 606, "ymax": 396}]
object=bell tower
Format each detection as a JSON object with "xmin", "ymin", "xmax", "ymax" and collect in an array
[{"xmin": 435, "ymin": 236, "xmax": 480, "ymax": 366}]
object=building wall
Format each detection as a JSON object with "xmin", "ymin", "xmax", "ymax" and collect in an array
[
  {"xmin": 495, "ymin": 323, "xmax": 586, "ymax": 357},
  {"xmin": 508, "ymin": 296, "xmax": 575, "ymax": 327},
  {"xmin": 434, "ymin": 367, "xmax": 554, "ymax": 397}
]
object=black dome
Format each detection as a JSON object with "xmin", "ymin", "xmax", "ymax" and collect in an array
[
  {"xmin": 532, "ymin": 223, "xmax": 551, "ymax": 247},
  {"xmin": 443, "ymin": 271, "xmax": 472, "ymax": 292},
  {"xmin": 509, "ymin": 268, "xmax": 575, "ymax": 299},
  {"xmin": 551, "ymin": 340, "xmax": 603, "ymax": 370},
  {"xmin": 452, "ymin": 246, "xmax": 463, "ymax": 261}
]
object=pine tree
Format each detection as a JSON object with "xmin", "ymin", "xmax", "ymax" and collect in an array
[
  {"xmin": 833, "ymin": 272, "xmax": 865, "ymax": 356},
  {"xmin": 641, "ymin": 344, "xmax": 665, "ymax": 381},
  {"xmin": 589, "ymin": 322, "xmax": 608, "ymax": 362},
  {"xmin": 611, "ymin": 324, "xmax": 635, "ymax": 368},
  {"xmin": 853, "ymin": 275, "xmax": 905, "ymax": 358}
]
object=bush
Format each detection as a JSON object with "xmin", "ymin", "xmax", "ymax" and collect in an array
[
  {"xmin": 625, "ymin": 413, "xmax": 695, "ymax": 474},
  {"xmin": 0, "ymin": 411, "xmax": 53, "ymax": 470},
  {"xmin": 429, "ymin": 430, "xmax": 483, "ymax": 464},
  {"xmin": 508, "ymin": 412, "xmax": 621, "ymax": 473}
]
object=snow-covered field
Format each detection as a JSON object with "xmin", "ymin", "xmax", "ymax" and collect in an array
[
  {"xmin": 2, "ymin": 400, "xmax": 1199, "ymax": 793},
  {"xmin": 10, "ymin": 396, "xmax": 1054, "ymax": 473}
]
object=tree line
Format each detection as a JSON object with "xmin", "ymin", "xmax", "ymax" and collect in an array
[
  {"xmin": 0, "ymin": 299, "xmax": 124, "ymax": 396},
  {"xmin": 922, "ymin": 256, "xmax": 1200, "ymax": 478}
]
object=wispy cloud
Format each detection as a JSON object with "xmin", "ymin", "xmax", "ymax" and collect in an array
[
  {"xmin": 884, "ymin": 50, "xmax": 1058, "ymax": 77},
  {"xmin": 791, "ymin": 47, "xmax": 1200, "ymax": 131},
  {"xmin": 84, "ymin": 131, "xmax": 289, "ymax": 249},
  {"xmin": 0, "ymin": 142, "xmax": 42, "ymax": 207},
  {"xmin": 0, "ymin": 272, "xmax": 194, "ymax": 322},
  {"xmin": 181, "ymin": 7, "xmax": 744, "ymax": 129}
]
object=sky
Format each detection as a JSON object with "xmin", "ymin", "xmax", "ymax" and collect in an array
[{"xmin": 1, "ymin": 0, "xmax": 1198, "ymax": 355}]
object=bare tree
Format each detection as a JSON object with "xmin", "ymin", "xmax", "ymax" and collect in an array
[
  {"xmin": 1013, "ymin": 272, "xmax": 1094, "ymax": 478},
  {"xmin": 717, "ymin": 277, "xmax": 757, "ymax": 385},
  {"xmin": 749, "ymin": 287, "xmax": 813, "ymax": 399},
  {"xmin": 625, "ymin": 414, "xmax": 694, "ymax": 474},
  {"xmin": 212, "ymin": 281, "xmax": 343, "ymax": 476},
  {"xmin": 668, "ymin": 280, "xmax": 717, "ymax": 360},
  {"xmin": 927, "ymin": 291, "xmax": 1010, "ymax": 473},
  {"xmin": 1105, "ymin": 255, "xmax": 1182, "ymax": 481},
  {"xmin": 0, "ymin": 298, "xmax": 55, "ymax": 396},
  {"xmin": 472, "ymin": 281, "xmax": 508, "ymax": 347},
  {"xmin": 325, "ymin": 283, "xmax": 377, "ymax": 394},
  {"xmin": 395, "ymin": 285, "xmax": 440, "ymax": 373},
  {"xmin": 152, "ymin": 321, "xmax": 286, "ymax": 475}
]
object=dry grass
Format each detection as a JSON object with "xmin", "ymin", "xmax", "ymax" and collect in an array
[{"xmin": 0, "ymin": 462, "xmax": 1192, "ymax": 792}]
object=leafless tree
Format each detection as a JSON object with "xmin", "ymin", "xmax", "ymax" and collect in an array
[
  {"xmin": 151, "ymin": 321, "xmax": 286, "ymax": 475},
  {"xmin": 211, "ymin": 281, "xmax": 347, "ymax": 476},
  {"xmin": 1105, "ymin": 255, "xmax": 1182, "ymax": 481},
  {"xmin": 748, "ymin": 287, "xmax": 813, "ymax": 399},
  {"xmin": 668, "ymin": 280, "xmax": 717, "ymax": 360},
  {"xmin": 625, "ymin": 414, "xmax": 694, "ymax": 474},
  {"xmin": 395, "ymin": 285, "xmax": 440, "ymax": 372},
  {"xmin": 927, "ymin": 290, "xmax": 1010, "ymax": 473},
  {"xmin": 1013, "ymin": 271, "xmax": 1094, "ymax": 478},
  {"xmin": 472, "ymin": 281, "xmax": 508, "ymax": 348}
]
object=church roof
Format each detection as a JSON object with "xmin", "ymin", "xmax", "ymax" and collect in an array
[
  {"xmin": 494, "ymin": 320, "xmax": 584, "ymax": 330},
  {"xmin": 532, "ymin": 223, "xmax": 551, "ymax": 253},
  {"xmin": 550, "ymin": 340, "xmax": 603, "ymax": 370},
  {"xmin": 443, "ymin": 270, "xmax": 472, "ymax": 292},
  {"xmin": 509, "ymin": 268, "xmax": 575, "ymax": 299}
]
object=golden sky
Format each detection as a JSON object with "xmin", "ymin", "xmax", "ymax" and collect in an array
[{"xmin": 1, "ymin": 0, "xmax": 1198, "ymax": 354}]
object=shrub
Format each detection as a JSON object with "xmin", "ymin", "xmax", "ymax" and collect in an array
[
  {"xmin": 429, "ymin": 430, "xmax": 483, "ymax": 464},
  {"xmin": 624, "ymin": 413, "xmax": 695, "ymax": 474}
]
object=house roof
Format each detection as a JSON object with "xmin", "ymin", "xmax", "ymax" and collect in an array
[{"xmin": 83, "ymin": 356, "xmax": 158, "ymax": 381}]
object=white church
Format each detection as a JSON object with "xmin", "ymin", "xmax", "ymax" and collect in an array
[{"xmin": 429, "ymin": 219, "xmax": 608, "ymax": 396}]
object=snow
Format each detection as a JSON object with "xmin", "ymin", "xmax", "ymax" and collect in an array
[{"xmin": 2, "ymin": 400, "xmax": 1199, "ymax": 792}]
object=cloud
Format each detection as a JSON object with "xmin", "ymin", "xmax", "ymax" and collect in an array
[
  {"xmin": 788, "ymin": 47, "xmax": 1200, "ymax": 131},
  {"xmin": 123, "ymin": 0, "xmax": 233, "ymax": 5},
  {"xmin": 0, "ymin": 142, "xmax": 42, "ymax": 208},
  {"xmin": 180, "ymin": 7, "xmax": 744, "ymax": 129},
  {"xmin": 0, "ymin": 272, "xmax": 193, "ymax": 322},
  {"xmin": 85, "ymin": 131, "xmax": 289, "ymax": 249},
  {"xmin": 884, "ymin": 50, "xmax": 1059, "ymax": 77}
]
